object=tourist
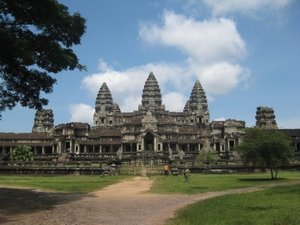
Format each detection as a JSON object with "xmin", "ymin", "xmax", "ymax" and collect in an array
[
  {"xmin": 164, "ymin": 164, "xmax": 169, "ymax": 175},
  {"xmin": 183, "ymin": 167, "xmax": 191, "ymax": 182}
]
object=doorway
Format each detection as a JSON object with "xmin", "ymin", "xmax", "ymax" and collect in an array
[{"xmin": 144, "ymin": 132, "xmax": 154, "ymax": 151}]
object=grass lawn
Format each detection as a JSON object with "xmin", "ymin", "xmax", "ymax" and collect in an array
[
  {"xmin": 166, "ymin": 184, "xmax": 300, "ymax": 225},
  {"xmin": 150, "ymin": 171, "xmax": 300, "ymax": 194},
  {"xmin": 0, "ymin": 175, "xmax": 129, "ymax": 193}
]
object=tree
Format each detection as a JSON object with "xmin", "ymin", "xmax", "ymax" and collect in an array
[
  {"xmin": 196, "ymin": 148, "xmax": 219, "ymax": 166},
  {"xmin": 0, "ymin": 0, "xmax": 86, "ymax": 117},
  {"xmin": 11, "ymin": 145, "xmax": 33, "ymax": 161},
  {"xmin": 237, "ymin": 128, "xmax": 293, "ymax": 179}
]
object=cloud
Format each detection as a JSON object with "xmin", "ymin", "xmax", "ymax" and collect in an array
[
  {"xmin": 69, "ymin": 103, "xmax": 94, "ymax": 124},
  {"xmin": 213, "ymin": 117, "xmax": 226, "ymax": 121},
  {"xmin": 162, "ymin": 92, "xmax": 187, "ymax": 111},
  {"xmin": 82, "ymin": 61, "xmax": 194, "ymax": 112},
  {"xmin": 139, "ymin": 11, "xmax": 246, "ymax": 63},
  {"xmin": 200, "ymin": 0, "xmax": 292, "ymax": 16},
  {"xmin": 80, "ymin": 11, "xmax": 250, "ymax": 115},
  {"xmin": 194, "ymin": 62, "xmax": 250, "ymax": 94}
]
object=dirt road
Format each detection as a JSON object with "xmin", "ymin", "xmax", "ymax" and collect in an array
[{"xmin": 0, "ymin": 177, "xmax": 295, "ymax": 225}]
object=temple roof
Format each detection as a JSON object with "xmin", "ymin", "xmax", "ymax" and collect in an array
[
  {"xmin": 189, "ymin": 80, "xmax": 208, "ymax": 111},
  {"xmin": 139, "ymin": 72, "xmax": 165, "ymax": 112},
  {"xmin": 95, "ymin": 82, "xmax": 114, "ymax": 112}
]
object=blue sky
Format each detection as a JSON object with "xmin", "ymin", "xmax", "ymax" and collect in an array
[{"xmin": 1, "ymin": 0, "xmax": 300, "ymax": 132}]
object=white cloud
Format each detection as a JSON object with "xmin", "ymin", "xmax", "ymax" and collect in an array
[
  {"xmin": 80, "ymin": 11, "xmax": 251, "ymax": 115},
  {"xmin": 194, "ymin": 62, "xmax": 250, "ymax": 94},
  {"xmin": 82, "ymin": 61, "xmax": 193, "ymax": 112},
  {"xmin": 213, "ymin": 117, "xmax": 226, "ymax": 121},
  {"xmin": 139, "ymin": 11, "xmax": 246, "ymax": 63},
  {"xmin": 200, "ymin": 0, "xmax": 292, "ymax": 16},
  {"xmin": 162, "ymin": 92, "xmax": 187, "ymax": 111},
  {"xmin": 69, "ymin": 103, "xmax": 94, "ymax": 124}
]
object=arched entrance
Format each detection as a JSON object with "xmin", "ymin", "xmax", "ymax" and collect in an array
[{"xmin": 144, "ymin": 132, "xmax": 154, "ymax": 151}]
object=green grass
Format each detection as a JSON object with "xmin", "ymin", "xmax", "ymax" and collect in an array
[
  {"xmin": 150, "ymin": 171, "xmax": 300, "ymax": 194},
  {"xmin": 167, "ymin": 184, "xmax": 300, "ymax": 225},
  {"xmin": 0, "ymin": 175, "xmax": 129, "ymax": 193}
]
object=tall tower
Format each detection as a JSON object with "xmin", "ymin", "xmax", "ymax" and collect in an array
[
  {"xmin": 138, "ymin": 72, "xmax": 165, "ymax": 113},
  {"xmin": 93, "ymin": 82, "xmax": 121, "ymax": 127},
  {"xmin": 255, "ymin": 106, "xmax": 278, "ymax": 129},
  {"xmin": 32, "ymin": 109, "xmax": 54, "ymax": 133},
  {"xmin": 184, "ymin": 80, "xmax": 210, "ymax": 125}
]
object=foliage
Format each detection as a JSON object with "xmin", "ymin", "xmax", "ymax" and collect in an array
[
  {"xmin": 167, "ymin": 184, "xmax": 300, "ymax": 225},
  {"xmin": 0, "ymin": 175, "xmax": 130, "ymax": 193},
  {"xmin": 150, "ymin": 172, "xmax": 300, "ymax": 194},
  {"xmin": 237, "ymin": 128, "xmax": 293, "ymax": 179},
  {"xmin": 0, "ymin": 0, "xmax": 86, "ymax": 117},
  {"xmin": 195, "ymin": 148, "xmax": 219, "ymax": 166},
  {"xmin": 11, "ymin": 145, "xmax": 33, "ymax": 161}
]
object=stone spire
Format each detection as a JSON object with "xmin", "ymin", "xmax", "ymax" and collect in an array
[
  {"xmin": 184, "ymin": 80, "xmax": 210, "ymax": 124},
  {"xmin": 139, "ymin": 72, "xmax": 165, "ymax": 113},
  {"xmin": 32, "ymin": 109, "xmax": 54, "ymax": 133},
  {"xmin": 95, "ymin": 82, "xmax": 113, "ymax": 113},
  {"xmin": 93, "ymin": 83, "xmax": 121, "ymax": 127},
  {"xmin": 255, "ymin": 106, "xmax": 278, "ymax": 129}
]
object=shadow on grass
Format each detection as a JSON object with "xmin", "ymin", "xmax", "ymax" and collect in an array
[
  {"xmin": 0, "ymin": 187, "xmax": 92, "ymax": 216},
  {"xmin": 238, "ymin": 177, "xmax": 287, "ymax": 182}
]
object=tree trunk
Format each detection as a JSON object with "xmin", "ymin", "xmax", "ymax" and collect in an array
[
  {"xmin": 270, "ymin": 167, "xmax": 275, "ymax": 179},
  {"xmin": 274, "ymin": 168, "xmax": 278, "ymax": 179}
]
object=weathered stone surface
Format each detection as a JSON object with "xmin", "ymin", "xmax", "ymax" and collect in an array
[
  {"xmin": 255, "ymin": 106, "xmax": 278, "ymax": 129},
  {"xmin": 32, "ymin": 109, "xmax": 54, "ymax": 133}
]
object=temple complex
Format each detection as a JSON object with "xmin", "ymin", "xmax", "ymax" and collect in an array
[{"xmin": 0, "ymin": 72, "xmax": 299, "ymax": 163}]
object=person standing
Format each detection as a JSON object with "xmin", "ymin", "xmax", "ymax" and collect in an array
[
  {"xmin": 184, "ymin": 167, "xmax": 191, "ymax": 182},
  {"xmin": 164, "ymin": 164, "xmax": 169, "ymax": 175}
]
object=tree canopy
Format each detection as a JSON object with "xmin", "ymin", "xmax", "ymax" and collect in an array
[
  {"xmin": 11, "ymin": 145, "xmax": 33, "ymax": 161},
  {"xmin": 237, "ymin": 128, "xmax": 293, "ymax": 179},
  {"xmin": 0, "ymin": 0, "xmax": 86, "ymax": 117}
]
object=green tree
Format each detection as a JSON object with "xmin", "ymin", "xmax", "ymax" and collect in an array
[
  {"xmin": 237, "ymin": 128, "xmax": 293, "ymax": 179},
  {"xmin": 196, "ymin": 148, "xmax": 219, "ymax": 166},
  {"xmin": 0, "ymin": 0, "xmax": 86, "ymax": 117},
  {"xmin": 11, "ymin": 145, "xmax": 33, "ymax": 161}
]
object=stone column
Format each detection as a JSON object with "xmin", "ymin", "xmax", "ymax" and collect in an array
[
  {"xmin": 70, "ymin": 140, "xmax": 73, "ymax": 153},
  {"xmin": 33, "ymin": 146, "xmax": 37, "ymax": 155}
]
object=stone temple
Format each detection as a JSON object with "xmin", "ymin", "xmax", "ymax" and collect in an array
[{"xmin": 0, "ymin": 72, "xmax": 299, "ymax": 163}]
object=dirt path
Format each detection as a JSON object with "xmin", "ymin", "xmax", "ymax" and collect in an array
[{"xmin": 0, "ymin": 177, "xmax": 299, "ymax": 225}]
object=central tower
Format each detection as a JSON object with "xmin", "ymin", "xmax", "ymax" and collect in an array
[{"xmin": 138, "ymin": 72, "xmax": 165, "ymax": 113}]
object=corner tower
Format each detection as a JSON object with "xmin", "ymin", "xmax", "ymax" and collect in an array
[
  {"xmin": 255, "ymin": 106, "xmax": 277, "ymax": 129},
  {"xmin": 93, "ymin": 82, "xmax": 121, "ymax": 127},
  {"xmin": 32, "ymin": 109, "xmax": 54, "ymax": 133},
  {"xmin": 138, "ymin": 72, "xmax": 165, "ymax": 113},
  {"xmin": 184, "ymin": 80, "xmax": 210, "ymax": 125}
]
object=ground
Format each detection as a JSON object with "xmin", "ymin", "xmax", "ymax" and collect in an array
[{"xmin": 0, "ymin": 176, "xmax": 298, "ymax": 225}]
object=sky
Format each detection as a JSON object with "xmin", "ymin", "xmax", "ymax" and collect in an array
[{"xmin": 1, "ymin": 0, "xmax": 300, "ymax": 132}]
